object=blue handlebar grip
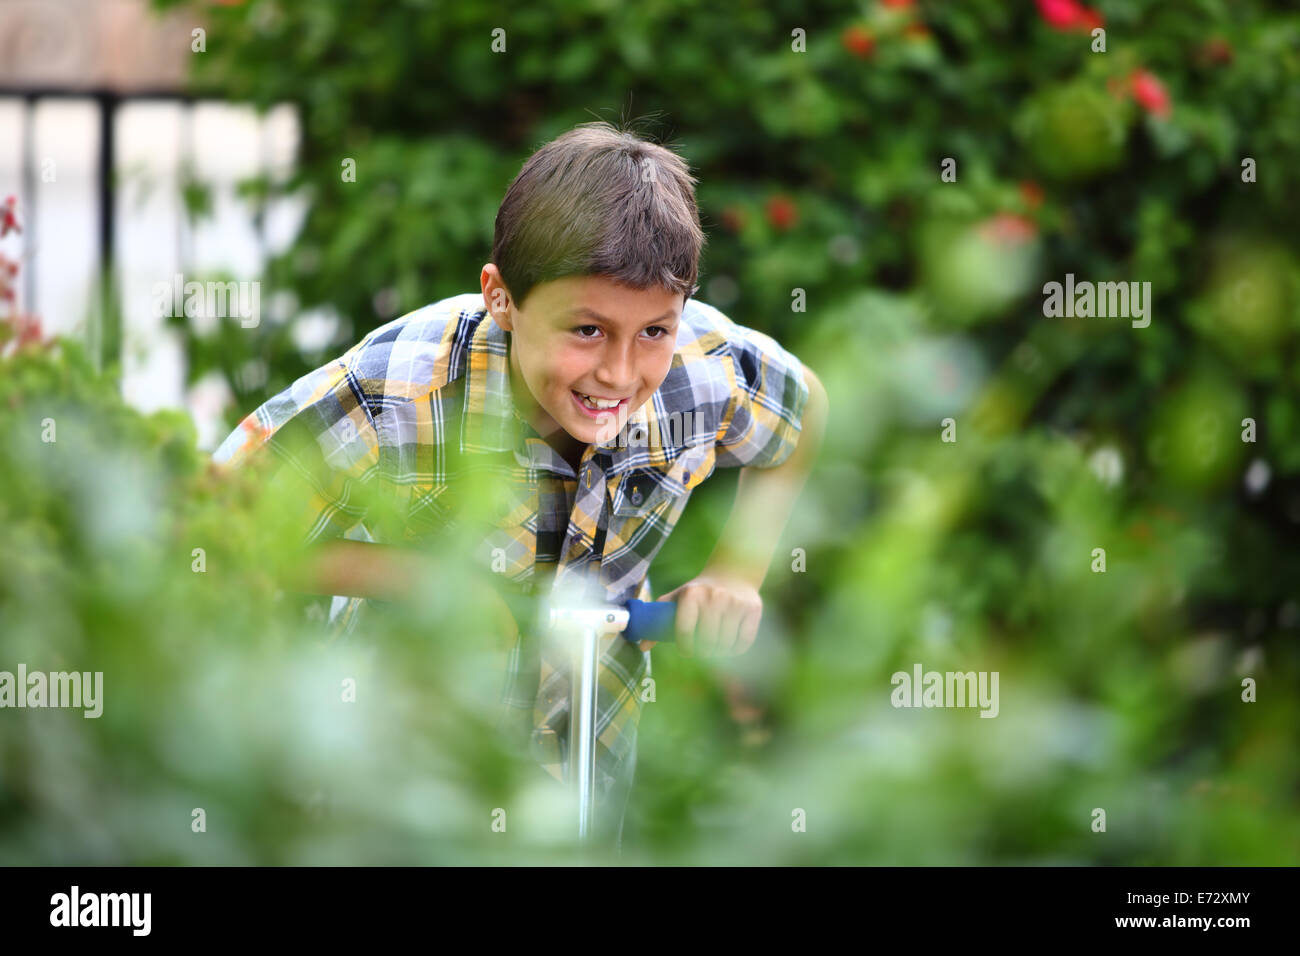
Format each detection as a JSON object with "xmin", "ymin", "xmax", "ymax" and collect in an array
[{"xmin": 623, "ymin": 599, "xmax": 677, "ymax": 644}]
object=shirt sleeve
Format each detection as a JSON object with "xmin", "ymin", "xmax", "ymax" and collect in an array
[
  {"xmin": 212, "ymin": 357, "xmax": 383, "ymax": 545},
  {"xmin": 712, "ymin": 313, "xmax": 811, "ymax": 470}
]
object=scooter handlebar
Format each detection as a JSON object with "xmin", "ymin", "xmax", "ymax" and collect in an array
[{"xmin": 623, "ymin": 599, "xmax": 677, "ymax": 645}]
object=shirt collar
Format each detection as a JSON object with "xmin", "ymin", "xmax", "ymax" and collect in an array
[
  {"xmin": 460, "ymin": 310, "xmax": 518, "ymax": 455},
  {"xmin": 460, "ymin": 312, "xmax": 576, "ymax": 476}
]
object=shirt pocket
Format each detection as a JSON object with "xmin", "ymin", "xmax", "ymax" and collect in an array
[{"xmin": 611, "ymin": 444, "xmax": 717, "ymax": 518}]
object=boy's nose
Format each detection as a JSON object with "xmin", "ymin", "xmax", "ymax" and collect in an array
[{"xmin": 594, "ymin": 346, "xmax": 636, "ymax": 392}]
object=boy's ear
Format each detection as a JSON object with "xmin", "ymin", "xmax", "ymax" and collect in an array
[
  {"xmin": 481, "ymin": 265, "xmax": 515, "ymax": 328},
  {"xmin": 488, "ymin": 287, "xmax": 514, "ymax": 330}
]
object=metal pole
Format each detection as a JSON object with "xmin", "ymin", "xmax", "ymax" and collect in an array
[
  {"xmin": 569, "ymin": 623, "xmax": 599, "ymax": 841},
  {"xmin": 549, "ymin": 603, "xmax": 628, "ymax": 844}
]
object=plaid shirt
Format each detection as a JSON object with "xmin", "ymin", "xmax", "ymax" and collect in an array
[{"xmin": 213, "ymin": 292, "xmax": 810, "ymax": 807}]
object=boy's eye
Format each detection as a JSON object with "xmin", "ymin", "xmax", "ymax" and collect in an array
[{"xmin": 571, "ymin": 324, "xmax": 672, "ymax": 340}]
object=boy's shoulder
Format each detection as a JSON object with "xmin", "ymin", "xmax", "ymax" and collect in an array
[
  {"xmin": 672, "ymin": 296, "xmax": 808, "ymax": 409},
  {"xmin": 211, "ymin": 293, "xmax": 485, "ymax": 468},
  {"xmin": 343, "ymin": 292, "xmax": 489, "ymax": 407},
  {"xmin": 670, "ymin": 297, "xmax": 810, "ymax": 470}
]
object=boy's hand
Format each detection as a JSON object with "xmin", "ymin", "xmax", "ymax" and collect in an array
[{"xmin": 643, "ymin": 570, "xmax": 762, "ymax": 657}]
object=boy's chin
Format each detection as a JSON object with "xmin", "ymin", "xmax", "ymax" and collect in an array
[
  {"xmin": 566, "ymin": 412, "xmax": 626, "ymax": 445},
  {"xmin": 558, "ymin": 395, "xmax": 633, "ymax": 444},
  {"xmin": 570, "ymin": 421, "xmax": 619, "ymax": 445}
]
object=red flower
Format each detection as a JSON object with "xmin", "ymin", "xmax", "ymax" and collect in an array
[
  {"xmin": 881, "ymin": 0, "xmax": 914, "ymax": 7},
  {"xmin": 1035, "ymin": 0, "xmax": 1104, "ymax": 32},
  {"xmin": 841, "ymin": 25, "xmax": 876, "ymax": 59},
  {"xmin": 0, "ymin": 310, "xmax": 44, "ymax": 357},
  {"xmin": 240, "ymin": 416, "xmax": 273, "ymax": 444},
  {"xmin": 1199, "ymin": 38, "xmax": 1233, "ymax": 66},
  {"xmin": 1130, "ymin": 69, "xmax": 1171, "ymax": 118},
  {"xmin": 765, "ymin": 195, "xmax": 798, "ymax": 230},
  {"xmin": 15, "ymin": 313, "xmax": 42, "ymax": 348},
  {"xmin": 1077, "ymin": 8, "xmax": 1104, "ymax": 30},
  {"xmin": 1, "ymin": 196, "xmax": 19, "ymax": 238},
  {"xmin": 720, "ymin": 205, "xmax": 747, "ymax": 233},
  {"xmin": 1128, "ymin": 521, "xmax": 1152, "ymax": 542},
  {"xmin": 1019, "ymin": 181, "xmax": 1045, "ymax": 209},
  {"xmin": 977, "ymin": 212, "xmax": 1037, "ymax": 245}
]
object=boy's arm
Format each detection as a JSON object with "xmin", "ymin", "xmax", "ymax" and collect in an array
[
  {"xmin": 653, "ymin": 363, "xmax": 829, "ymax": 655},
  {"xmin": 287, "ymin": 539, "xmax": 432, "ymax": 602},
  {"xmin": 287, "ymin": 539, "xmax": 522, "ymax": 642}
]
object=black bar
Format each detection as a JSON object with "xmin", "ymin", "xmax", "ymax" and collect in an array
[
  {"xmin": 97, "ymin": 92, "xmax": 117, "ymax": 373},
  {"xmin": 0, "ymin": 866, "xmax": 1287, "ymax": 942}
]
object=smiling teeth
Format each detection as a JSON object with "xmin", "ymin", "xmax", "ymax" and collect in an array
[{"xmin": 578, "ymin": 393, "xmax": 621, "ymax": 409}]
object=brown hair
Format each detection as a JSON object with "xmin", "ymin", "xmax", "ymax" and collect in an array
[{"xmin": 492, "ymin": 121, "xmax": 705, "ymax": 310}]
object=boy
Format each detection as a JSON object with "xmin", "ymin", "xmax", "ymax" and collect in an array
[{"xmin": 213, "ymin": 122, "xmax": 828, "ymax": 849}]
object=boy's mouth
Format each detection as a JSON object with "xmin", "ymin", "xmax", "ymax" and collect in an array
[{"xmin": 570, "ymin": 389, "xmax": 629, "ymax": 418}]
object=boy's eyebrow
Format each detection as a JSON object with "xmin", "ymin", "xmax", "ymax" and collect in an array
[{"xmin": 567, "ymin": 307, "xmax": 679, "ymax": 325}]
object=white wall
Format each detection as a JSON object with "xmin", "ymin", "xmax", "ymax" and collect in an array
[{"xmin": 0, "ymin": 96, "xmax": 307, "ymax": 450}]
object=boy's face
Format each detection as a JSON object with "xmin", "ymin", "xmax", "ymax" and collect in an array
[{"xmin": 481, "ymin": 268, "xmax": 683, "ymax": 447}]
